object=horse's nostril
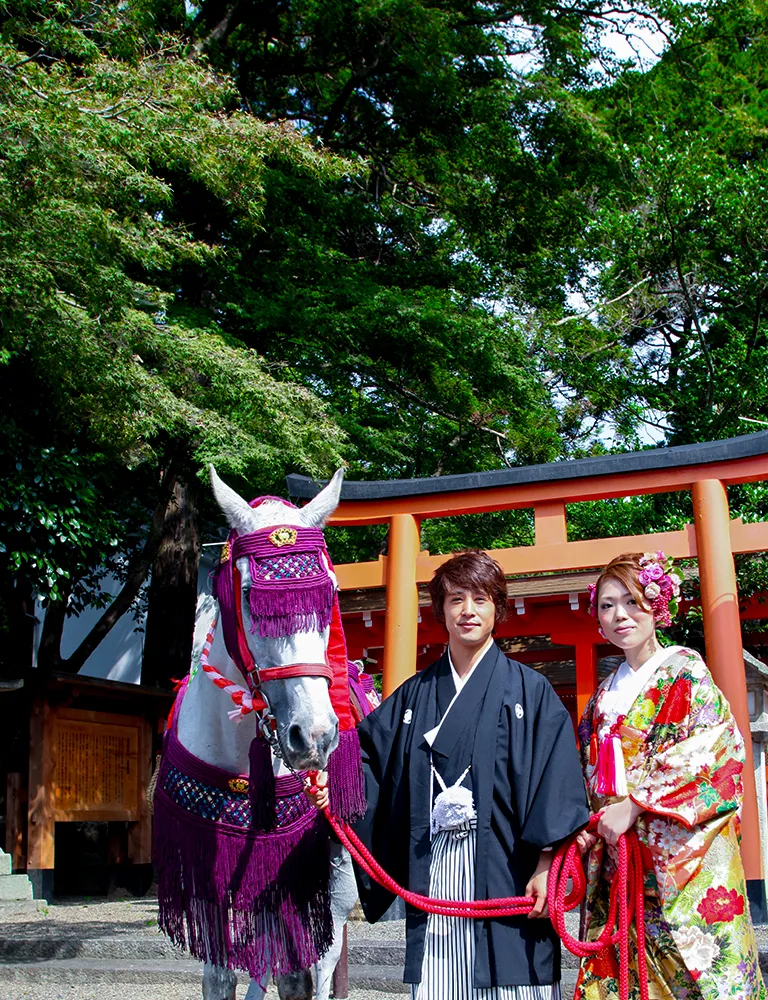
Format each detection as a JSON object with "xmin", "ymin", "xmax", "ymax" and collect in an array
[
  {"xmin": 319, "ymin": 722, "xmax": 339, "ymax": 755},
  {"xmin": 288, "ymin": 724, "xmax": 308, "ymax": 753}
]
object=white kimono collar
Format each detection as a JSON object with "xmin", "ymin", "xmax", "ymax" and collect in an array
[
  {"xmin": 423, "ymin": 636, "xmax": 494, "ymax": 747},
  {"xmin": 601, "ymin": 644, "xmax": 684, "ymax": 722}
]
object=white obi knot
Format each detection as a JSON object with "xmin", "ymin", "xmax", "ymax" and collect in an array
[{"xmin": 431, "ymin": 764, "xmax": 476, "ymax": 835}]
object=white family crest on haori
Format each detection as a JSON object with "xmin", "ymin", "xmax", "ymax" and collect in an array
[{"xmin": 152, "ymin": 467, "xmax": 367, "ymax": 1000}]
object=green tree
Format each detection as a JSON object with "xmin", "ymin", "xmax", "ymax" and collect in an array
[
  {"xmin": 536, "ymin": 0, "xmax": 768, "ymax": 449},
  {"xmin": 183, "ymin": 0, "xmax": 673, "ymax": 478},
  {"xmin": 0, "ymin": 0, "xmax": 346, "ymax": 678}
]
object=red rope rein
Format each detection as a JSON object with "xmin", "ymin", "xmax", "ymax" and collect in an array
[{"xmin": 309, "ymin": 777, "xmax": 649, "ymax": 1000}]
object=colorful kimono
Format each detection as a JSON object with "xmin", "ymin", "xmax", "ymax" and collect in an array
[{"xmin": 576, "ymin": 646, "xmax": 765, "ymax": 1000}]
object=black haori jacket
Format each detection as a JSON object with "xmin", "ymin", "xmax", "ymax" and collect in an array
[{"xmin": 353, "ymin": 643, "xmax": 590, "ymax": 988}]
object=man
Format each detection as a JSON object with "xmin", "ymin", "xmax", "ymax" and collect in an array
[{"xmin": 313, "ymin": 550, "xmax": 589, "ymax": 998}]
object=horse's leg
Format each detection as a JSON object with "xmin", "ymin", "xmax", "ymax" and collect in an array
[
  {"xmin": 203, "ymin": 963, "xmax": 237, "ymax": 1000},
  {"xmin": 275, "ymin": 970, "xmax": 313, "ymax": 1000},
  {"xmin": 315, "ymin": 843, "xmax": 359, "ymax": 1000},
  {"xmin": 243, "ymin": 970, "xmax": 270, "ymax": 1000}
]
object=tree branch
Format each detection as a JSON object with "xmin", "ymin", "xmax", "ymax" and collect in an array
[
  {"xmin": 369, "ymin": 371, "xmax": 508, "ymax": 442},
  {"xmin": 53, "ymin": 462, "xmax": 181, "ymax": 675},
  {"xmin": 554, "ymin": 275, "xmax": 651, "ymax": 325},
  {"xmin": 662, "ymin": 199, "xmax": 715, "ymax": 408}
]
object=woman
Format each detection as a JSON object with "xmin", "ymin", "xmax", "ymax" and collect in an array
[{"xmin": 576, "ymin": 551, "xmax": 765, "ymax": 1000}]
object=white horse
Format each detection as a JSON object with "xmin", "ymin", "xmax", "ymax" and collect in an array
[{"xmin": 166, "ymin": 467, "xmax": 358, "ymax": 1000}]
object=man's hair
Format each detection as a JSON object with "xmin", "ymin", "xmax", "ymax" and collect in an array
[
  {"xmin": 595, "ymin": 552, "xmax": 651, "ymax": 612},
  {"xmin": 428, "ymin": 550, "xmax": 509, "ymax": 624}
]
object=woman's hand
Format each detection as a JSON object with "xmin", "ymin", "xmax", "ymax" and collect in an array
[
  {"xmin": 525, "ymin": 850, "xmax": 553, "ymax": 919},
  {"xmin": 304, "ymin": 771, "xmax": 329, "ymax": 811},
  {"xmin": 576, "ymin": 830, "xmax": 598, "ymax": 855},
  {"xmin": 596, "ymin": 798, "xmax": 643, "ymax": 847}
]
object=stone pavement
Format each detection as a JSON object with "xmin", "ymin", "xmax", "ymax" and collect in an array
[
  {"xmin": 2, "ymin": 892, "xmax": 767, "ymax": 1000},
  {"xmin": 0, "ymin": 894, "xmax": 411, "ymax": 1000}
]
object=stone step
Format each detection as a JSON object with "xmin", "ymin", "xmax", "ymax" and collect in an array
[
  {"xmin": 345, "ymin": 935, "xmax": 583, "ymax": 968},
  {"xmin": 0, "ymin": 851, "xmax": 12, "ymax": 876},
  {"xmin": 347, "ymin": 939, "xmax": 405, "ymax": 966},
  {"xmin": 0, "ymin": 958, "xmax": 204, "ymax": 986},
  {"xmin": 0, "ymin": 873, "xmax": 33, "ymax": 901},
  {"xmin": 0, "ymin": 933, "xmax": 183, "ymax": 962},
  {"xmin": 347, "ymin": 963, "xmax": 410, "ymax": 993},
  {"xmin": 0, "ymin": 899, "xmax": 47, "ymax": 918}
]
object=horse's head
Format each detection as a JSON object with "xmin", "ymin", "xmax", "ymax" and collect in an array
[{"xmin": 209, "ymin": 466, "xmax": 345, "ymax": 771}]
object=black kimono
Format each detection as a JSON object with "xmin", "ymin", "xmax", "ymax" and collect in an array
[{"xmin": 354, "ymin": 642, "xmax": 590, "ymax": 988}]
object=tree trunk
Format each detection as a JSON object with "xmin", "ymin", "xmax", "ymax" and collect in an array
[
  {"xmin": 36, "ymin": 591, "xmax": 67, "ymax": 674},
  {"xmin": 0, "ymin": 577, "xmax": 39, "ymax": 676},
  {"xmin": 141, "ymin": 468, "xmax": 201, "ymax": 689}
]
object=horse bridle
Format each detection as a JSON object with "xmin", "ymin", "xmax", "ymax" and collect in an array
[{"xmin": 212, "ymin": 522, "xmax": 337, "ymax": 764}]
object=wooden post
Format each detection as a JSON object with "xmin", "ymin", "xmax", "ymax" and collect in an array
[
  {"xmin": 127, "ymin": 718, "xmax": 153, "ymax": 864},
  {"xmin": 5, "ymin": 772, "xmax": 25, "ymax": 871},
  {"xmin": 534, "ymin": 501, "xmax": 567, "ymax": 547},
  {"xmin": 27, "ymin": 698, "xmax": 55, "ymax": 900},
  {"xmin": 692, "ymin": 479, "xmax": 765, "ymax": 916},
  {"xmin": 574, "ymin": 639, "xmax": 598, "ymax": 723},
  {"xmin": 382, "ymin": 514, "xmax": 420, "ymax": 698},
  {"xmin": 552, "ymin": 628, "xmax": 599, "ymax": 725}
]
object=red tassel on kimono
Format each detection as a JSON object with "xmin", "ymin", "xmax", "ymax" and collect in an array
[{"xmin": 594, "ymin": 719, "xmax": 628, "ymax": 797}]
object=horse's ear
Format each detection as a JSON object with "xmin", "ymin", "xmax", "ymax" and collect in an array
[
  {"xmin": 300, "ymin": 468, "xmax": 344, "ymax": 527},
  {"xmin": 209, "ymin": 465, "xmax": 256, "ymax": 535}
]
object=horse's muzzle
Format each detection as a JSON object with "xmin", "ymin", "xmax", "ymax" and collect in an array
[{"xmin": 284, "ymin": 719, "xmax": 339, "ymax": 770}]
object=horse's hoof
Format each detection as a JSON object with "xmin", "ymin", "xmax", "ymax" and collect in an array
[{"xmin": 276, "ymin": 969, "xmax": 313, "ymax": 1000}]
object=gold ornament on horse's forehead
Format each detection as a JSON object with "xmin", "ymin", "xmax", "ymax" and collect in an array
[
  {"xmin": 220, "ymin": 541, "xmax": 232, "ymax": 563},
  {"xmin": 268, "ymin": 526, "xmax": 298, "ymax": 547}
]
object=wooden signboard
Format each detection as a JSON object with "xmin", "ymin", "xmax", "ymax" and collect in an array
[
  {"xmin": 28, "ymin": 703, "xmax": 152, "ymax": 878},
  {"xmin": 54, "ymin": 715, "xmax": 139, "ymax": 821}
]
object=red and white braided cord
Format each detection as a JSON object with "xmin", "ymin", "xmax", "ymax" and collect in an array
[{"xmin": 200, "ymin": 618, "xmax": 260, "ymax": 721}]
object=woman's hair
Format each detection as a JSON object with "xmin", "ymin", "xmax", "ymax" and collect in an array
[
  {"xmin": 594, "ymin": 552, "xmax": 651, "ymax": 612},
  {"xmin": 428, "ymin": 550, "xmax": 509, "ymax": 624}
]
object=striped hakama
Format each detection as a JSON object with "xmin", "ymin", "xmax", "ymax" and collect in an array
[{"xmin": 411, "ymin": 821, "xmax": 561, "ymax": 1000}]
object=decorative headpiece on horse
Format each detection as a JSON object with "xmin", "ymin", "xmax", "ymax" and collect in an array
[{"xmin": 211, "ymin": 487, "xmax": 366, "ymax": 830}]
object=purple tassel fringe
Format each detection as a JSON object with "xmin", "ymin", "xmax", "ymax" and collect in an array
[
  {"xmin": 249, "ymin": 736, "xmax": 276, "ymax": 832},
  {"xmin": 327, "ymin": 728, "xmax": 367, "ymax": 823},
  {"xmin": 247, "ymin": 568, "xmax": 335, "ymax": 638},
  {"xmin": 154, "ymin": 788, "xmax": 333, "ymax": 980}
]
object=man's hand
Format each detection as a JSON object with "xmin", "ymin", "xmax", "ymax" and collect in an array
[
  {"xmin": 576, "ymin": 830, "xmax": 598, "ymax": 855},
  {"xmin": 596, "ymin": 797, "xmax": 643, "ymax": 847},
  {"xmin": 525, "ymin": 851, "xmax": 553, "ymax": 919},
  {"xmin": 304, "ymin": 771, "xmax": 329, "ymax": 811}
]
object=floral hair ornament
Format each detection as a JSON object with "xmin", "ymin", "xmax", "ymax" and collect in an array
[{"xmin": 587, "ymin": 551, "xmax": 683, "ymax": 627}]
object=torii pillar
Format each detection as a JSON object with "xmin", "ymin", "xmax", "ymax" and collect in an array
[
  {"xmin": 693, "ymin": 479, "xmax": 766, "ymax": 919},
  {"xmin": 382, "ymin": 514, "xmax": 420, "ymax": 698}
]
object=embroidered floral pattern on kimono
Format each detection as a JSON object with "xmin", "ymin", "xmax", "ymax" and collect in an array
[{"xmin": 575, "ymin": 648, "xmax": 765, "ymax": 1000}]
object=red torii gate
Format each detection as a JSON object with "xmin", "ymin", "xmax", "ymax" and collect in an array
[{"xmin": 289, "ymin": 429, "xmax": 768, "ymax": 918}]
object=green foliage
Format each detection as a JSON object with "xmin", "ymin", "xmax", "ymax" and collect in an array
[
  {"xmin": 189, "ymin": 0, "xmax": 662, "ymax": 475},
  {"xmin": 6, "ymin": 0, "xmax": 768, "ymax": 635},
  {"xmin": 422, "ymin": 510, "xmax": 535, "ymax": 554},
  {"xmin": 0, "ymin": 417, "xmax": 145, "ymax": 607},
  {"xmin": 537, "ymin": 0, "xmax": 768, "ymax": 449},
  {"xmin": 567, "ymin": 493, "xmax": 693, "ymax": 544},
  {"xmin": 0, "ymin": 0, "xmax": 353, "ymax": 642},
  {"xmin": 0, "ymin": 0, "xmax": 346, "ymax": 480}
]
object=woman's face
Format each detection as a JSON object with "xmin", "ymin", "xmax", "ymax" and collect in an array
[{"xmin": 597, "ymin": 577, "xmax": 656, "ymax": 653}]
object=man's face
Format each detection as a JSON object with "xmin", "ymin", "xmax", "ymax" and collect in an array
[{"xmin": 442, "ymin": 588, "xmax": 496, "ymax": 650}]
